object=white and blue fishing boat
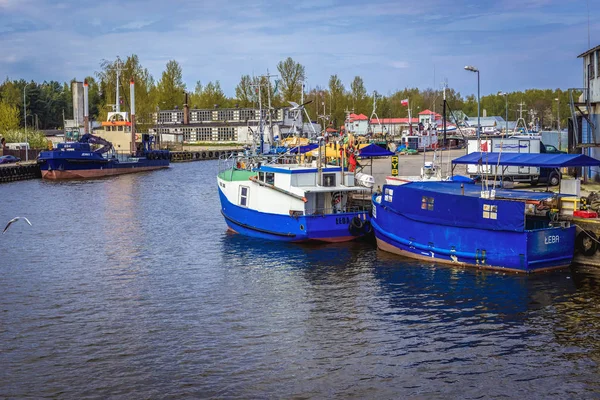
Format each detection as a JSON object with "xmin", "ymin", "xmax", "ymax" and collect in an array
[
  {"xmin": 371, "ymin": 181, "xmax": 576, "ymax": 273},
  {"xmin": 217, "ymin": 147, "xmax": 372, "ymax": 242}
]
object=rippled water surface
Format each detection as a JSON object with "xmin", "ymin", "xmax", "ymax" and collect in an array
[{"xmin": 2, "ymin": 161, "xmax": 600, "ymax": 399}]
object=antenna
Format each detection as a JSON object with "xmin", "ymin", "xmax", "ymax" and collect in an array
[
  {"xmin": 368, "ymin": 90, "xmax": 382, "ymax": 134},
  {"xmin": 115, "ymin": 56, "xmax": 122, "ymax": 113}
]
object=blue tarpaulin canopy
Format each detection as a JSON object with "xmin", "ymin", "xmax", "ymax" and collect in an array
[
  {"xmin": 358, "ymin": 143, "xmax": 395, "ymax": 158},
  {"xmin": 452, "ymin": 152, "xmax": 600, "ymax": 168},
  {"xmin": 288, "ymin": 144, "xmax": 319, "ymax": 154}
]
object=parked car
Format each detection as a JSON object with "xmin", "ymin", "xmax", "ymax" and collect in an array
[
  {"xmin": 0, "ymin": 155, "xmax": 21, "ymax": 164},
  {"xmin": 540, "ymin": 143, "xmax": 566, "ymax": 154}
]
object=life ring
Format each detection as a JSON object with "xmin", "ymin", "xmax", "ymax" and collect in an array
[
  {"xmin": 576, "ymin": 231, "xmax": 598, "ymax": 256},
  {"xmin": 332, "ymin": 192, "xmax": 342, "ymax": 205}
]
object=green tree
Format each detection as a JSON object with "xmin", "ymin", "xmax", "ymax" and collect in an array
[
  {"xmin": 328, "ymin": 75, "xmax": 346, "ymax": 129},
  {"xmin": 0, "ymin": 78, "xmax": 21, "ymax": 107},
  {"xmin": 234, "ymin": 75, "xmax": 255, "ymax": 107},
  {"xmin": 0, "ymin": 101, "xmax": 20, "ymax": 132},
  {"xmin": 156, "ymin": 59, "xmax": 185, "ymax": 110},
  {"xmin": 193, "ymin": 81, "xmax": 228, "ymax": 109},
  {"xmin": 276, "ymin": 57, "xmax": 305, "ymax": 103},
  {"xmin": 350, "ymin": 76, "xmax": 368, "ymax": 114}
]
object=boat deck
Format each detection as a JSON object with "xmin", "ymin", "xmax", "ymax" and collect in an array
[{"xmin": 398, "ymin": 181, "xmax": 557, "ymax": 201}]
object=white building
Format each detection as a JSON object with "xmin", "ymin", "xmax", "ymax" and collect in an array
[{"xmin": 576, "ymin": 44, "xmax": 600, "ymax": 180}]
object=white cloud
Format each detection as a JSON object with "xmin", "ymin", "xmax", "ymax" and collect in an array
[{"xmin": 389, "ymin": 61, "xmax": 409, "ymax": 69}]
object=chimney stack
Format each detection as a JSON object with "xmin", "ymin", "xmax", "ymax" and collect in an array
[
  {"xmin": 183, "ymin": 92, "xmax": 189, "ymax": 125},
  {"xmin": 83, "ymin": 79, "xmax": 89, "ymax": 134},
  {"xmin": 130, "ymin": 78, "xmax": 136, "ymax": 154}
]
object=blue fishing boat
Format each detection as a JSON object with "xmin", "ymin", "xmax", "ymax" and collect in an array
[
  {"xmin": 217, "ymin": 150, "xmax": 371, "ymax": 242},
  {"xmin": 371, "ymin": 181, "xmax": 576, "ymax": 273}
]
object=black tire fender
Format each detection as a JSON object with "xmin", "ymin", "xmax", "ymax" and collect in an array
[{"xmin": 576, "ymin": 231, "xmax": 598, "ymax": 256}]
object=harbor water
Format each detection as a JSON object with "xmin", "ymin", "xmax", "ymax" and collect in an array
[{"xmin": 1, "ymin": 161, "xmax": 600, "ymax": 398}]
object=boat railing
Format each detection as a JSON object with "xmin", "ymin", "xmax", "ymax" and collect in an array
[{"xmin": 303, "ymin": 205, "xmax": 370, "ymax": 216}]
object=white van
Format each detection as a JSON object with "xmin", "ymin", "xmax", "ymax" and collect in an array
[
  {"xmin": 5, "ymin": 142, "xmax": 30, "ymax": 150},
  {"xmin": 466, "ymin": 137, "xmax": 543, "ymax": 183}
]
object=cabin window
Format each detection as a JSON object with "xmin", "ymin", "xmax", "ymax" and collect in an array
[
  {"xmin": 483, "ymin": 204, "xmax": 497, "ymax": 219},
  {"xmin": 266, "ymin": 172, "xmax": 275, "ymax": 185},
  {"xmin": 258, "ymin": 172, "xmax": 265, "ymax": 181},
  {"xmin": 239, "ymin": 186, "xmax": 249, "ymax": 207},
  {"xmin": 323, "ymin": 173, "xmax": 336, "ymax": 187},
  {"xmin": 421, "ymin": 196, "xmax": 434, "ymax": 211}
]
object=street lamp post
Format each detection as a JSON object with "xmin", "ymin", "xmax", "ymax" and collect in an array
[
  {"xmin": 23, "ymin": 83, "xmax": 29, "ymax": 161},
  {"xmin": 555, "ymin": 97, "xmax": 561, "ymax": 150},
  {"xmin": 464, "ymin": 66, "xmax": 480, "ymax": 138},
  {"xmin": 555, "ymin": 97, "xmax": 560, "ymax": 132}
]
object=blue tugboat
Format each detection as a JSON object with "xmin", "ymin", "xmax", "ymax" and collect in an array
[
  {"xmin": 38, "ymin": 133, "xmax": 169, "ymax": 180},
  {"xmin": 371, "ymin": 181, "xmax": 576, "ymax": 273}
]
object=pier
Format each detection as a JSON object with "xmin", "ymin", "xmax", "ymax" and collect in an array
[
  {"xmin": 170, "ymin": 147, "xmax": 243, "ymax": 162},
  {"xmin": 0, "ymin": 162, "xmax": 41, "ymax": 183}
]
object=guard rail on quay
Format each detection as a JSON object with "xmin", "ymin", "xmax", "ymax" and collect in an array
[{"xmin": 169, "ymin": 149, "xmax": 243, "ymax": 162}]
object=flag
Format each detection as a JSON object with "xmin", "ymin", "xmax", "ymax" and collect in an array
[
  {"xmin": 481, "ymin": 142, "xmax": 488, "ymax": 152},
  {"xmin": 401, "ymin": 99, "xmax": 409, "ymax": 107}
]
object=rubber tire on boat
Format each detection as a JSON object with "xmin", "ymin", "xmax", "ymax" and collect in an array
[
  {"xmin": 576, "ymin": 231, "xmax": 598, "ymax": 256},
  {"xmin": 362, "ymin": 220, "xmax": 373, "ymax": 235},
  {"xmin": 209, "ymin": 151, "xmax": 213, "ymax": 158},
  {"xmin": 349, "ymin": 216, "xmax": 364, "ymax": 234}
]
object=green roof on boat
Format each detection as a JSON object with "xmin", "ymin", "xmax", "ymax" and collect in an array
[{"xmin": 218, "ymin": 169, "xmax": 255, "ymax": 182}]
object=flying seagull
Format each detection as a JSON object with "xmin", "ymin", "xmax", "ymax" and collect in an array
[{"xmin": 3, "ymin": 217, "xmax": 32, "ymax": 234}]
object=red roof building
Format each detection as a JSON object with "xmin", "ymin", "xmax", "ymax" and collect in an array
[
  {"xmin": 348, "ymin": 113, "xmax": 369, "ymax": 122},
  {"xmin": 418, "ymin": 109, "xmax": 442, "ymax": 119}
]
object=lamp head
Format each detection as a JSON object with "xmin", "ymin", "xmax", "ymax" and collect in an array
[{"xmin": 464, "ymin": 65, "xmax": 478, "ymax": 72}]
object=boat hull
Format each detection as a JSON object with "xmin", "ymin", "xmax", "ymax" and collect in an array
[
  {"xmin": 372, "ymin": 202, "xmax": 576, "ymax": 273},
  {"xmin": 39, "ymin": 158, "xmax": 169, "ymax": 180},
  {"xmin": 219, "ymin": 187, "xmax": 368, "ymax": 242}
]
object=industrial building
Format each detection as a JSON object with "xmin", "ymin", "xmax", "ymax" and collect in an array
[
  {"xmin": 571, "ymin": 44, "xmax": 600, "ymax": 180},
  {"xmin": 149, "ymin": 102, "xmax": 320, "ymax": 145}
]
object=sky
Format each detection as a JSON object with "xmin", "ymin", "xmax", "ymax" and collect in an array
[{"xmin": 0, "ymin": 0, "xmax": 598, "ymax": 99}]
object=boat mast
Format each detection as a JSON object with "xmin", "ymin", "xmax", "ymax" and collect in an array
[
  {"xmin": 258, "ymin": 79, "xmax": 263, "ymax": 154},
  {"xmin": 115, "ymin": 57, "xmax": 121, "ymax": 113},
  {"xmin": 442, "ymin": 81, "xmax": 447, "ymax": 176}
]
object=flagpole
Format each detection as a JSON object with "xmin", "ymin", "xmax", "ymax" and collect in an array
[{"xmin": 408, "ymin": 99, "xmax": 412, "ymax": 135}]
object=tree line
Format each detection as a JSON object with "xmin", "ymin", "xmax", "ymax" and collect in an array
[{"xmin": 1, "ymin": 54, "xmax": 571, "ymax": 141}]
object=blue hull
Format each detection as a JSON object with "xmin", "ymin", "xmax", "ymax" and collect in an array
[
  {"xmin": 39, "ymin": 154, "xmax": 169, "ymax": 180},
  {"xmin": 218, "ymin": 188, "xmax": 369, "ymax": 242},
  {"xmin": 372, "ymin": 201, "xmax": 575, "ymax": 273}
]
